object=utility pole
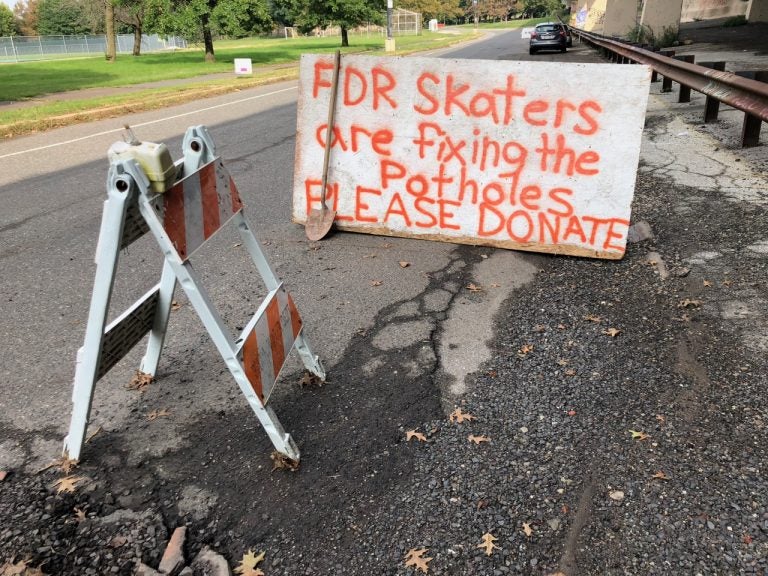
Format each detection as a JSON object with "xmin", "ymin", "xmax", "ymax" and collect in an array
[
  {"xmin": 385, "ymin": 0, "xmax": 396, "ymax": 52},
  {"xmin": 473, "ymin": 0, "xmax": 478, "ymax": 30}
]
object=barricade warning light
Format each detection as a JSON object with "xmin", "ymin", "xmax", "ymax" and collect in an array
[{"xmin": 64, "ymin": 125, "xmax": 325, "ymax": 463}]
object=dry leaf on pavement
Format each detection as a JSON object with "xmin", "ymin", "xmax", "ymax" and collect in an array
[
  {"xmin": 270, "ymin": 451, "xmax": 299, "ymax": 472},
  {"xmin": 477, "ymin": 532, "xmax": 500, "ymax": 556},
  {"xmin": 127, "ymin": 370, "xmax": 153, "ymax": 392},
  {"xmin": 468, "ymin": 435, "xmax": 490, "ymax": 445},
  {"xmin": 652, "ymin": 471, "xmax": 670, "ymax": 481},
  {"xmin": 522, "ymin": 522, "xmax": 533, "ymax": 537},
  {"xmin": 466, "ymin": 283, "xmax": 483, "ymax": 292},
  {"xmin": 629, "ymin": 430, "xmax": 649, "ymax": 441},
  {"xmin": 171, "ymin": 300, "xmax": 182, "ymax": 311},
  {"xmin": 234, "ymin": 549, "xmax": 265, "ymax": 576},
  {"xmin": 404, "ymin": 548, "xmax": 432, "ymax": 573},
  {"xmin": 517, "ymin": 344, "xmax": 534, "ymax": 357},
  {"xmin": 583, "ymin": 314, "xmax": 602, "ymax": 323},
  {"xmin": 399, "ymin": 261, "xmax": 410, "ymax": 268},
  {"xmin": 406, "ymin": 430, "xmax": 427, "ymax": 442},
  {"xmin": 370, "ymin": 279, "xmax": 383, "ymax": 287},
  {"xmin": 449, "ymin": 408, "xmax": 476, "ymax": 423},
  {"xmin": 146, "ymin": 408, "xmax": 170, "ymax": 421},
  {"xmin": 604, "ymin": 328, "xmax": 621, "ymax": 337},
  {"xmin": 678, "ymin": 299, "xmax": 702, "ymax": 308},
  {"xmin": 52, "ymin": 475, "xmax": 84, "ymax": 494}
]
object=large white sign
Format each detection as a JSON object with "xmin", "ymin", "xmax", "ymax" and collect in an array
[{"xmin": 293, "ymin": 54, "xmax": 651, "ymax": 259}]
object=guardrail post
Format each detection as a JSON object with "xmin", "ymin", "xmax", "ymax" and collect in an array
[
  {"xmin": 659, "ymin": 50, "xmax": 675, "ymax": 91},
  {"xmin": 736, "ymin": 70, "xmax": 767, "ymax": 147},
  {"xmin": 699, "ymin": 61, "xmax": 726, "ymax": 122},
  {"xmin": 675, "ymin": 55, "xmax": 695, "ymax": 102}
]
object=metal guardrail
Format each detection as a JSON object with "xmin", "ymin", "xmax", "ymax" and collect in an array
[{"xmin": 570, "ymin": 27, "xmax": 768, "ymax": 147}]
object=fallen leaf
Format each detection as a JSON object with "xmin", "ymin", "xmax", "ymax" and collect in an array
[
  {"xmin": 476, "ymin": 499, "xmax": 489, "ymax": 510},
  {"xmin": 449, "ymin": 408, "xmax": 476, "ymax": 423},
  {"xmin": 486, "ymin": 370, "xmax": 497, "ymax": 378},
  {"xmin": 522, "ymin": 522, "xmax": 533, "ymax": 537},
  {"xmin": 399, "ymin": 261, "xmax": 410, "ymax": 268},
  {"xmin": 490, "ymin": 283, "xmax": 501, "ymax": 288},
  {"xmin": 567, "ymin": 410, "xmax": 577, "ymax": 416},
  {"xmin": 74, "ymin": 507, "xmax": 87, "ymax": 523},
  {"xmin": 533, "ymin": 324, "xmax": 546, "ymax": 333},
  {"xmin": 406, "ymin": 430, "xmax": 427, "ymax": 442},
  {"xmin": 565, "ymin": 369, "xmax": 577, "ymax": 376},
  {"xmin": 609, "ymin": 490, "xmax": 625, "ymax": 501},
  {"xmin": 629, "ymin": 430, "xmax": 649, "ymax": 441},
  {"xmin": 743, "ymin": 534, "xmax": 753, "ymax": 545},
  {"xmin": 171, "ymin": 300, "xmax": 182, "ymax": 311},
  {"xmin": 234, "ymin": 549, "xmax": 265, "ymax": 576},
  {"xmin": 52, "ymin": 475, "xmax": 84, "ymax": 494},
  {"xmin": 270, "ymin": 451, "xmax": 299, "ymax": 472},
  {"xmin": 517, "ymin": 344, "xmax": 534, "ymax": 357},
  {"xmin": 468, "ymin": 434, "xmax": 490, "ymax": 445},
  {"xmin": 557, "ymin": 323, "xmax": 566, "ymax": 330},
  {"xmin": 556, "ymin": 359, "xmax": 569, "ymax": 366},
  {"xmin": 85, "ymin": 426, "xmax": 103, "ymax": 444},
  {"xmin": 656, "ymin": 414, "xmax": 666, "ymax": 425},
  {"xmin": 703, "ymin": 280, "xmax": 712, "ymax": 287},
  {"xmin": 722, "ymin": 279, "xmax": 732, "ymax": 287},
  {"xmin": 127, "ymin": 370, "xmax": 153, "ymax": 392},
  {"xmin": 233, "ymin": 242, "xmax": 242, "ymax": 248},
  {"xmin": 652, "ymin": 471, "xmax": 669, "ymax": 481},
  {"xmin": 561, "ymin": 505, "xmax": 569, "ymax": 514},
  {"xmin": 604, "ymin": 328, "xmax": 621, "ymax": 337},
  {"xmin": 146, "ymin": 408, "xmax": 170, "ymax": 421},
  {"xmin": 584, "ymin": 314, "xmax": 602, "ymax": 323},
  {"xmin": 381, "ymin": 242, "xmax": 393, "ymax": 249},
  {"xmin": 477, "ymin": 532, "xmax": 500, "ymax": 556},
  {"xmin": 37, "ymin": 455, "xmax": 79, "ymax": 475},
  {"xmin": 1, "ymin": 560, "xmax": 29, "ymax": 576},
  {"xmin": 370, "ymin": 279, "xmax": 383, "ymax": 287},
  {"xmin": 678, "ymin": 299, "xmax": 702, "ymax": 309},
  {"xmin": 404, "ymin": 547, "xmax": 432, "ymax": 573},
  {"xmin": 298, "ymin": 372, "xmax": 324, "ymax": 387},
  {"xmin": 466, "ymin": 283, "xmax": 483, "ymax": 292},
  {"xmin": 362, "ymin": 253, "xmax": 377, "ymax": 259}
]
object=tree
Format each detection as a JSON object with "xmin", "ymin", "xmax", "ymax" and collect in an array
[
  {"xmin": 398, "ymin": 0, "xmax": 462, "ymax": 24},
  {"xmin": 146, "ymin": 0, "xmax": 271, "ymax": 61},
  {"xmin": 303, "ymin": 0, "xmax": 382, "ymax": 47},
  {"xmin": 521, "ymin": 0, "xmax": 560, "ymax": 17},
  {"xmin": 115, "ymin": 0, "xmax": 145, "ymax": 55},
  {"xmin": 14, "ymin": 0, "xmax": 40, "ymax": 35},
  {"xmin": 37, "ymin": 0, "xmax": 90, "ymax": 34},
  {"xmin": 105, "ymin": 0, "xmax": 116, "ymax": 60},
  {"xmin": 0, "ymin": 3, "xmax": 17, "ymax": 35}
]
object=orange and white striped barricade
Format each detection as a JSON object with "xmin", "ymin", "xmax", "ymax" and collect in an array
[{"xmin": 64, "ymin": 125, "xmax": 325, "ymax": 463}]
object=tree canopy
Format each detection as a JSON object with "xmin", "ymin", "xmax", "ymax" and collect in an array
[
  {"xmin": 0, "ymin": 3, "xmax": 17, "ymax": 35},
  {"xmin": 36, "ymin": 0, "xmax": 90, "ymax": 34}
]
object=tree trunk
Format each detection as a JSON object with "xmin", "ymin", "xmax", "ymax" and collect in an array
[
  {"xmin": 341, "ymin": 25, "xmax": 348, "ymax": 47},
  {"xmin": 202, "ymin": 13, "xmax": 215, "ymax": 62},
  {"xmin": 132, "ymin": 23, "xmax": 142, "ymax": 56},
  {"xmin": 105, "ymin": 0, "xmax": 116, "ymax": 61}
]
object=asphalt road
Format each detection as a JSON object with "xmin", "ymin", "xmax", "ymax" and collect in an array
[
  {"xmin": 5, "ymin": 28, "xmax": 766, "ymax": 576},
  {"xmin": 0, "ymin": 28, "xmax": 579, "ymax": 454}
]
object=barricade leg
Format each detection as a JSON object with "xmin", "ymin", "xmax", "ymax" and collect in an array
[
  {"xmin": 140, "ymin": 259, "xmax": 177, "ymax": 375},
  {"xmin": 179, "ymin": 260, "xmax": 301, "ymax": 460},
  {"xmin": 294, "ymin": 334, "xmax": 327, "ymax": 381},
  {"xmin": 64, "ymin": 186, "xmax": 132, "ymax": 460},
  {"xmin": 234, "ymin": 212, "xmax": 326, "ymax": 381}
]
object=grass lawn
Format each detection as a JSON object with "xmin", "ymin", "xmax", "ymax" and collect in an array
[
  {"xmin": 0, "ymin": 32, "xmax": 472, "ymax": 102},
  {"xmin": 0, "ymin": 30, "xmax": 475, "ymax": 138}
]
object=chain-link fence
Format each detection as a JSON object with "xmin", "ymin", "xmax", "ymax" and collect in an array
[{"xmin": 0, "ymin": 34, "xmax": 187, "ymax": 63}]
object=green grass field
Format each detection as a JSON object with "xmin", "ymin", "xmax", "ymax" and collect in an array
[
  {"xmin": 0, "ymin": 32, "xmax": 471, "ymax": 102},
  {"xmin": 0, "ymin": 30, "xmax": 477, "ymax": 138}
]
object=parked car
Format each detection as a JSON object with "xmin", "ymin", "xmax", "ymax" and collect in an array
[{"xmin": 529, "ymin": 22, "xmax": 569, "ymax": 54}]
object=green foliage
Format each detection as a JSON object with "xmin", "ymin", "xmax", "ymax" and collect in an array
[
  {"xmin": 212, "ymin": 0, "xmax": 271, "ymax": 37},
  {"xmin": 37, "ymin": 0, "xmax": 90, "ymax": 34},
  {"xmin": 723, "ymin": 14, "xmax": 747, "ymax": 27},
  {"xmin": 626, "ymin": 23, "xmax": 677, "ymax": 49},
  {"xmin": 303, "ymin": 0, "xmax": 383, "ymax": 33},
  {"xmin": 0, "ymin": 3, "xmax": 17, "ymax": 35},
  {"xmin": 398, "ymin": 0, "xmax": 463, "ymax": 23},
  {"xmin": 521, "ymin": 0, "xmax": 559, "ymax": 18}
]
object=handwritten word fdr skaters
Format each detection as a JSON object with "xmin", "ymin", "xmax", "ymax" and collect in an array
[{"xmin": 296, "ymin": 55, "xmax": 651, "ymax": 259}]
